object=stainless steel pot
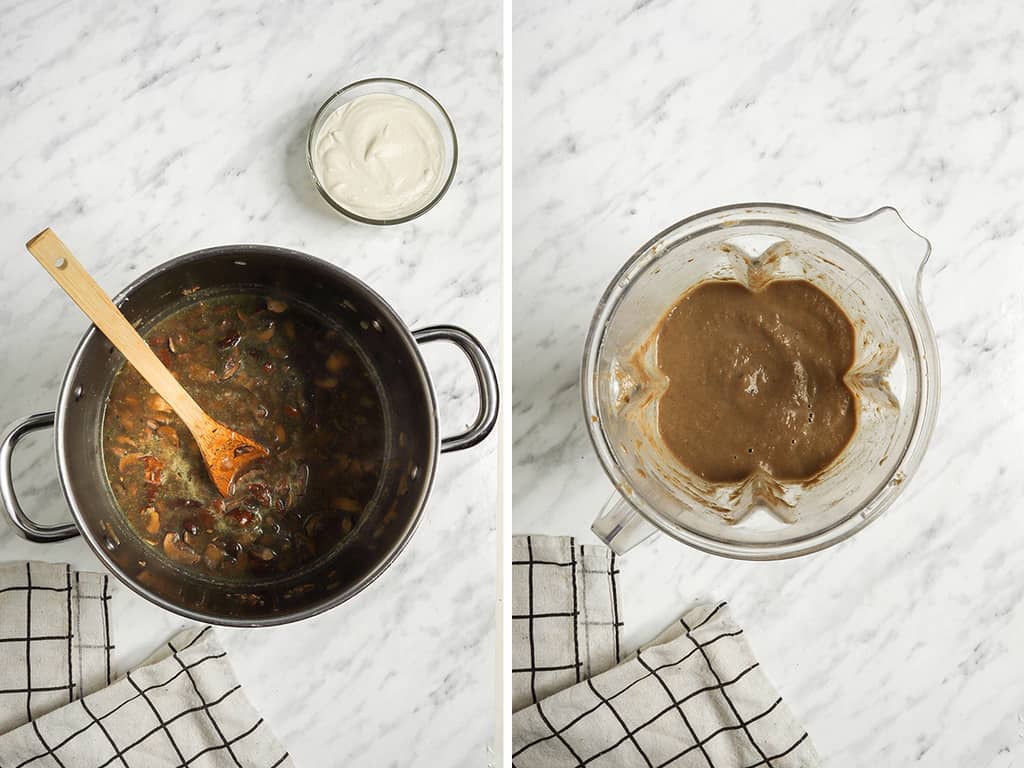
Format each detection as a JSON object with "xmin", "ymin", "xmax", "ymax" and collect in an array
[{"xmin": 0, "ymin": 245, "xmax": 498, "ymax": 626}]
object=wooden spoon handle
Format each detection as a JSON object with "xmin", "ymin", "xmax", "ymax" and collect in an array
[{"xmin": 26, "ymin": 228, "xmax": 207, "ymax": 429}]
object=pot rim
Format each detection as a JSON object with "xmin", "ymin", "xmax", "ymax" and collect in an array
[{"xmin": 54, "ymin": 244, "xmax": 440, "ymax": 626}]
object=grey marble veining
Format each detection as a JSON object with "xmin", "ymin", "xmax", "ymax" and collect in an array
[
  {"xmin": 0, "ymin": 1, "xmax": 498, "ymax": 765},
  {"xmin": 510, "ymin": 0, "xmax": 1024, "ymax": 764}
]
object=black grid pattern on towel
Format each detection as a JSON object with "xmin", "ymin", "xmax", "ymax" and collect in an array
[
  {"xmin": 0, "ymin": 563, "xmax": 114, "ymax": 731},
  {"xmin": 512, "ymin": 536, "xmax": 623, "ymax": 711},
  {"xmin": 512, "ymin": 602, "xmax": 816, "ymax": 768},
  {"xmin": 2, "ymin": 626, "xmax": 292, "ymax": 768}
]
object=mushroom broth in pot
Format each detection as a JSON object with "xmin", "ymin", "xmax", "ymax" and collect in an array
[
  {"xmin": 0, "ymin": 245, "xmax": 498, "ymax": 626},
  {"xmin": 102, "ymin": 293, "xmax": 387, "ymax": 579}
]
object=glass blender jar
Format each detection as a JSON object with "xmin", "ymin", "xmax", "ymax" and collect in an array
[{"xmin": 582, "ymin": 203, "xmax": 940, "ymax": 559}]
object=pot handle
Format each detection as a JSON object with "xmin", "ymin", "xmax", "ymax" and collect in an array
[
  {"xmin": 0, "ymin": 412, "xmax": 80, "ymax": 542},
  {"xmin": 413, "ymin": 325, "xmax": 499, "ymax": 453}
]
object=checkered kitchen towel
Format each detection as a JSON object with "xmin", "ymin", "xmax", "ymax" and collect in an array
[
  {"xmin": 0, "ymin": 562, "xmax": 113, "ymax": 733},
  {"xmin": 0, "ymin": 562, "xmax": 291, "ymax": 767},
  {"xmin": 512, "ymin": 536, "xmax": 623, "ymax": 712},
  {"xmin": 0, "ymin": 624, "xmax": 293, "ymax": 767},
  {"xmin": 512, "ymin": 540, "xmax": 819, "ymax": 767}
]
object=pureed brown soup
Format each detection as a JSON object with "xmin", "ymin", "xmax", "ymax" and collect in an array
[
  {"xmin": 652, "ymin": 279, "xmax": 856, "ymax": 484},
  {"xmin": 102, "ymin": 293, "xmax": 385, "ymax": 578}
]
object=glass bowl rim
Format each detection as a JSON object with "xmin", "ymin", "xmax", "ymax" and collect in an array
[{"xmin": 305, "ymin": 76, "xmax": 459, "ymax": 226}]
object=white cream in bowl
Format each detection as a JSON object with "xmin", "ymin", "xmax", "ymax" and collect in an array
[{"xmin": 312, "ymin": 93, "xmax": 445, "ymax": 220}]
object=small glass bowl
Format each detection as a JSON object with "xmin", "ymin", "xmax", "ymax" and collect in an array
[{"xmin": 306, "ymin": 77, "xmax": 458, "ymax": 225}]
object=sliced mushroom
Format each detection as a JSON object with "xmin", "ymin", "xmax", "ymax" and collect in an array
[
  {"xmin": 163, "ymin": 533, "xmax": 200, "ymax": 565},
  {"xmin": 325, "ymin": 351, "xmax": 349, "ymax": 373},
  {"xmin": 190, "ymin": 362, "xmax": 218, "ymax": 383},
  {"xmin": 248, "ymin": 544, "xmax": 276, "ymax": 561},
  {"xmin": 266, "ymin": 298, "xmax": 288, "ymax": 313},
  {"xmin": 118, "ymin": 452, "xmax": 143, "ymax": 474},
  {"xmin": 117, "ymin": 413, "xmax": 139, "ymax": 432},
  {"xmin": 203, "ymin": 543, "xmax": 224, "ymax": 568},
  {"xmin": 141, "ymin": 506, "xmax": 160, "ymax": 535},
  {"xmin": 156, "ymin": 425, "xmax": 179, "ymax": 448},
  {"xmin": 147, "ymin": 394, "xmax": 172, "ymax": 413},
  {"xmin": 255, "ymin": 320, "xmax": 276, "ymax": 342},
  {"xmin": 273, "ymin": 424, "xmax": 286, "ymax": 444}
]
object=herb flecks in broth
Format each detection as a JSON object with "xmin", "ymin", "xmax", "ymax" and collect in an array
[{"xmin": 102, "ymin": 294, "xmax": 385, "ymax": 578}]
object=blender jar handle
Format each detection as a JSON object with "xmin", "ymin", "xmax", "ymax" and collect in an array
[
  {"xmin": 0, "ymin": 412, "xmax": 81, "ymax": 542},
  {"xmin": 413, "ymin": 325, "xmax": 499, "ymax": 453},
  {"xmin": 835, "ymin": 206, "xmax": 931, "ymax": 296},
  {"xmin": 591, "ymin": 491, "xmax": 659, "ymax": 555}
]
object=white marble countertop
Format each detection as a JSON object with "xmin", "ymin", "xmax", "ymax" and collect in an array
[
  {"xmin": 510, "ymin": 0, "xmax": 1024, "ymax": 764},
  {"xmin": 0, "ymin": 1, "xmax": 498, "ymax": 765}
]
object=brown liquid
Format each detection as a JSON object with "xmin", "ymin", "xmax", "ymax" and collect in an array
[
  {"xmin": 653, "ymin": 279, "xmax": 856, "ymax": 483},
  {"xmin": 102, "ymin": 294, "xmax": 385, "ymax": 578}
]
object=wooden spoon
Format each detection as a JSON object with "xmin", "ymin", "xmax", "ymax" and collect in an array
[{"xmin": 26, "ymin": 228, "xmax": 269, "ymax": 497}]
